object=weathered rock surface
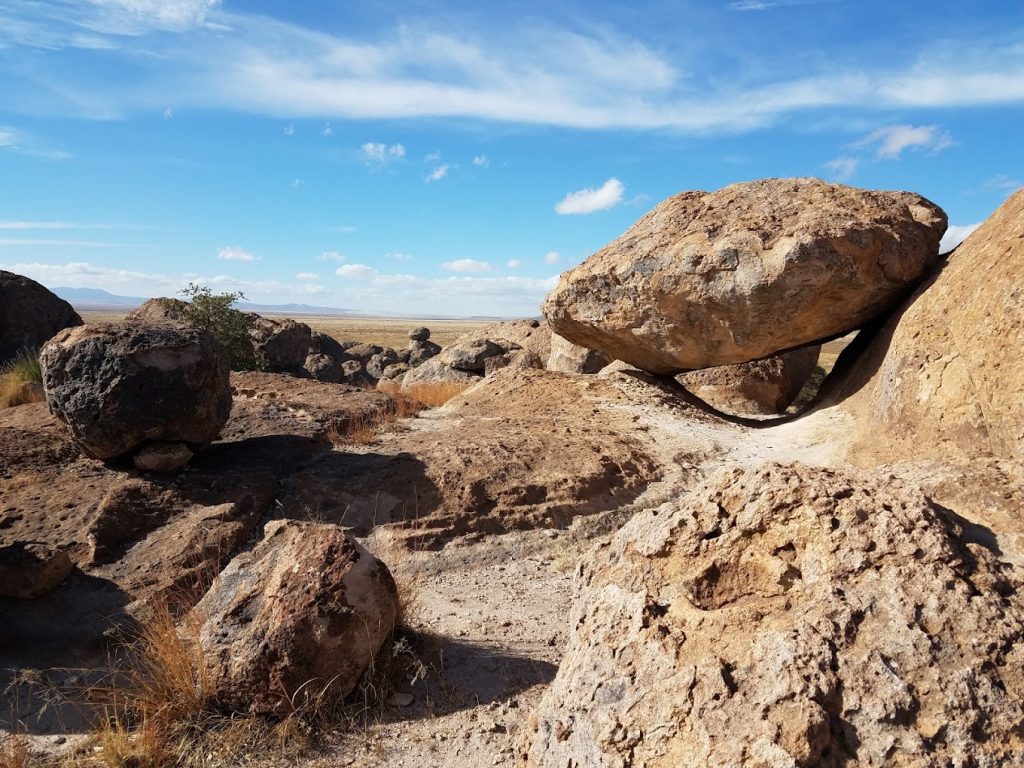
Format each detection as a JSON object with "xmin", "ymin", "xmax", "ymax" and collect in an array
[
  {"xmin": 132, "ymin": 441, "xmax": 193, "ymax": 472},
  {"xmin": 409, "ymin": 327, "xmax": 431, "ymax": 342},
  {"xmin": 484, "ymin": 348, "xmax": 544, "ymax": 377},
  {"xmin": 547, "ymin": 332, "xmax": 610, "ymax": 374},
  {"xmin": 525, "ymin": 462, "xmax": 1024, "ymax": 768},
  {"xmin": 400, "ymin": 355, "xmax": 480, "ymax": 391},
  {"xmin": 407, "ymin": 338, "xmax": 441, "ymax": 366},
  {"xmin": 40, "ymin": 323, "xmax": 232, "ymax": 461},
  {"xmin": 678, "ymin": 345, "xmax": 821, "ymax": 416},
  {"xmin": 450, "ymin": 319, "xmax": 553, "ymax": 362},
  {"xmin": 191, "ymin": 520, "xmax": 399, "ymax": 716},
  {"xmin": 287, "ymin": 368, "xmax": 661, "ymax": 547},
  {"xmin": 249, "ymin": 316, "xmax": 311, "ymax": 372},
  {"xmin": 441, "ymin": 338, "xmax": 506, "ymax": 372},
  {"xmin": 303, "ymin": 352, "xmax": 342, "ymax": 383},
  {"xmin": 831, "ymin": 188, "xmax": 1024, "ymax": 465},
  {"xmin": 124, "ymin": 297, "xmax": 189, "ymax": 326},
  {"xmin": 543, "ymin": 178, "xmax": 947, "ymax": 373},
  {"xmin": 367, "ymin": 348, "xmax": 400, "ymax": 379},
  {"xmin": 0, "ymin": 542, "xmax": 73, "ymax": 599},
  {"xmin": 0, "ymin": 271, "xmax": 82, "ymax": 363}
]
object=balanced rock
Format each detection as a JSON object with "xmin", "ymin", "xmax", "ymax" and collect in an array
[
  {"xmin": 524, "ymin": 463, "xmax": 1024, "ymax": 767},
  {"xmin": 0, "ymin": 271, "xmax": 82, "ymax": 363},
  {"xmin": 39, "ymin": 323, "xmax": 231, "ymax": 461},
  {"xmin": 191, "ymin": 520, "xmax": 399, "ymax": 716},
  {"xmin": 547, "ymin": 333, "xmax": 609, "ymax": 374},
  {"xmin": 0, "ymin": 542, "xmax": 73, "ymax": 599},
  {"xmin": 408, "ymin": 326, "xmax": 430, "ymax": 341},
  {"xmin": 678, "ymin": 345, "xmax": 820, "ymax": 416},
  {"xmin": 543, "ymin": 178, "xmax": 947, "ymax": 373},
  {"xmin": 832, "ymin": 188, "xmax": 1024, "ymax": 465}
]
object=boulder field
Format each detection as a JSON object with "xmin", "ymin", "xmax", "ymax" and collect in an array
[{"xmin": 4, "ymin": 179, "xmax": 1024, "ymax": 768}]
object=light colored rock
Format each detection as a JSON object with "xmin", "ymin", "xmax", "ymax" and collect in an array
[
  {"xmin": 408, "ymin": 339, "xmax": 441, "ymax": 366},
  {"xmin": 381, "ymin": 362, "xmax": 410, "ymax": 380},
  {"xmin": 401, "ymin": 355, "xmax": 480, "ymax": 391},
  {"xmin": 484, "ymin": 348, "xmax": 543, "ymax": 376},
  {"xmin": 543, "ymin": 178, "xmax": 947, "ymax": 373},
  {"xmin": 408, "ymin": 327, "xmax": 431, "ymax": 341},
  {"xmin": 132, "ymin": 441, "xmax": 193, "ymax": 472},
  {"xmin": 0, "ymin": 542, "xmax": 73, "ymax": 598},
  {"xmin": 597, "ymin": 359, "xmax": 642, "ymax": 376},
  {"xmin": 677, "ymin": 345, "xmax": 821, "ymax": 416},
  {"xmin": 124, "ymin": 297, "xmax": 188, "ymax": 327},
  {"xmin": 831, "ymin": 188, "xmax": 1024, "ymax": 464},
  {"xmin": 524, "ymin": 462, "xmax": 1024, "ymax": 768},
  {"xmin": 191, "ymin": 520, "xmax": 399, "ymax": 716},
  {"xmin": 0, "ymin": 270, "xmax": 82, "ymax": 364},
  {"xmin": 546, "ymin": 333, "xmax": 609, "ymax": 374},
  {"xmin": 39, "ymin": 323, "xmax": 232, "ymax": 461},
  {"xmin": 440, "ymin": 338, "xmax": 506, "ymax": 372},
  {"xmin": 449, "ymin": 319, "xmax": 553, "ymax": 361}
]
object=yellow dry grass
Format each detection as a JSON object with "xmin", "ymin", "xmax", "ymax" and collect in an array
[
  {"xmin": 0, "ymin": 734, "xmax": 32, "ymax": 768},
  {"xmin": 329, "ymin": 381, "xmax": 472, "ymax": 447}
]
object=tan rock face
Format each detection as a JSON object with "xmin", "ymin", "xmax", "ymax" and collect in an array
[
  {"xmin": 546, "ymin": 332, "xmax": 610, "ymax": 374},
  {"xmin": 191, "ymin": 520, "xmax": 399, "ymax": 716},
  {"xmin": 677, "ymin": 345, "xmax": 820, "ymax": 416},
  {"xmin": 543, "ymin": 178, "xmax": 946, "ymax": 373},
  {"xmin": 525, "ymin": 463, "xmax": 1024, "ymax": 768},
  {"xmin": 831, "ymin": 188, "xmax": 1024, "ymax": 464},
  {"xmin": 449, "ymin": 319, "xmax": 552, "ymax": 361}
]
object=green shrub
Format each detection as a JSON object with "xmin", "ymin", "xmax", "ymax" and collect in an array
[
  {"xmin": 2, "ymin": 348, "xmax": 42, "ymax": 384},
  {"xmin": 179, "ymin": 283, "xmax": 256, "ymax": 370}
]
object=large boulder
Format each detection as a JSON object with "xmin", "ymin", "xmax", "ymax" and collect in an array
[
  {"xmin": 449, "ymin": 319, "xmax": 553, "ymax": 362},
  {"xmin": 440, "ymin": 338, "xmax": 506, "ymax": 372},
  {"xmin": 124, "ymin": 297, "xmax": 188, "ymax": 326},
  {"xmin": 39, "ymin": 323, "xmax": 232, "ymax": 461},
  {"xmin": 191, "ymin": 520, "xmax": 399, "ymax": 716},
  {"xmin": 525, "ymin": 463, "xmax": 1024, "ymax": 768},
  {"xmin": 400, "ymin": 355, "xmax": 479, "ymax": 392},
  {"xmin": 0, "ymin": 271, "xmax": 82, "ymax": 363},
  {"xmin": 542, "ymin": 178, "xmax": 947, "ymax": 373},
  {"xmin": 831, "ymin": 188, "xmax": 1024, "ymax": 465},
  {"xmin": 249, "ymin": 316, "xmax": 311, "ymax": 372},
  {"xmin": 678, "ymin": 344, "xmax": 821, "ymax": 416},
  {"xmin": 547, "ymin": 333, "xmax": 610, "ymax": 374}
]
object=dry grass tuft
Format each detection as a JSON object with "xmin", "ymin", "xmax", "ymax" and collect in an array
[
  {"xmin": 0, "ymin": 350, "xmax": 44, "ymax": 409},
  {"xmin": 0, "ymin": 734, "xmax": 33, "ymax": 768},
  {"xmin": 326, "ymin": 389, "xmax": 434, "ymax": 447},
  {"xmin": 395, "ymin": 380, "xmax": 473, "ymax": 408}
]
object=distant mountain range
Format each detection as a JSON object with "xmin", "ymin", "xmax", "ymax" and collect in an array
[{"xmin": 53, "ymin": 287, "xmax": 507, "ymax": 320}]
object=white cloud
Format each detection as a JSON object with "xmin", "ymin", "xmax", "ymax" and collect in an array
[
  {"xmin": 472, "ymin": 155, "xmax": 490, "ymax": 167},
  {"xmin": 283, "ymin": 123, "xmax": 295, "ymax": 136},
  {"xmin": 385, "ymin": 252, "xmax": 413, "ymax": 261},
  {"xmin": 321, "ymin": 122, "xmax": 333, "ymax": 136},
  {"xmin": 0, "ymin": 238, "xmax": 149, "ymax": 247},
  {"xmin": 336, "ymin": 263, "xmax": 378, "ymax": 278},
  {"xmin": 318, "ymin": 250, "xmax": 346, "ymax": 262},
  {"xmin": 217, "ymin": 246, "xmax": 257, "ymax": 261},
  {"xmin": 426, "ymin": 164, "xmax": 450, "ymax": 182},
  {"xmin": 543, "ymin": 251, "xmax": 561, "ymax": 265},
  {"xmin": 823, "ymin": 156, "xmax": 859, "ymax": 181},
  {"xmin": 939, "ymin": 223, "xmax": 982, "ymax": 254},
  {"xmin": 424, "ymin": 150, "xmax": 442, "ymax": 163},
  {"xmin": 327, "ymin": 225, "xmax": 357, "ymax": 233},
  {"xmin": 441, "ymin": 258, "xmax": 490, "ymax": 273},
  {"xmin": 296, "ymin": 272, "xmax": 318, "ymax": 280},
  {"xmin": 0, "ymin": 126, "xmax": 71, "ymax": 160},
  {"xmin": 85, "ymin": 0, "xmax": 222, "ymax": 32},
  {"xmin": 984, "ymin": 174, "xmax": 1022, "ymax": 192},
  {"xmin": 0, "ymin": 221, "xmax": 82, "ymax": 230},
  {"xmin": 555, "ymin": 178, "xmax": 624, "ymax": 215},
  {"xmin": 857, "ymin": 124, "xmax": 953, "ymax": 159},
  {"xmin": 163, "ymin": 107, "xmax": 174, "ymax": 119},
  {"xmin": 362, "ymin": 142, "xmax": 405, "ymax": 163},
  {"xmin": 729, "ymin": 0, "xmax": 834, "ymax": 10},
  {"xmin": 506, "ymin": 259, "xmax": 522, "ymax": 268},
  {"xmin": 290, "ymin": 178, "xmax": 303, "ymax": 188}
]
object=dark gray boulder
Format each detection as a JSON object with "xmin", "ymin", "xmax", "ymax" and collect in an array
[{"xmin": 0, "ymin": 271, "xmax": 82, "ymax": 363}]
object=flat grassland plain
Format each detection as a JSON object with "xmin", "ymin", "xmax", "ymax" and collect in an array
[{"xmin": 80, "ymin": 311, "xmax": 493, "ymax": 349}]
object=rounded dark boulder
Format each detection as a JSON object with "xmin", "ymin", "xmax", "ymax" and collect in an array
[
  {"xmin": 0, "ymin": 270, "xmax": 82, "ymax": 363},
  {"xmin": 39, "ymin": 323, "xmax": 232, "ymax": 461}
]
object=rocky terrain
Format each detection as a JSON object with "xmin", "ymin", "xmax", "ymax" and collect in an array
[{"xmin": 2, "ymin": 178, "xmax": 1023, "ymax": 767}]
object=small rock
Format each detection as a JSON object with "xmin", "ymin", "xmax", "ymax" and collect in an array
[
  {"xmin": 387, "ymin": 692, "xmax": 415, "ymax": 707},
  {"xmin": 0, "ymin": 542, "xmax": 73, "ymax": 598},
  {"xmin": 132, "ymin": 441, "xmax": 193, "ymax": 472}
]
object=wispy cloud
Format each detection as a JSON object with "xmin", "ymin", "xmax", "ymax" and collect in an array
[
  {"xmin": 362, "ymin": 142, "xmax": 405, "ymax": 163},
  {"xmin": 823, "ymin": 156, "xmax": 859, "ymax": 181},
  {"xmin": 856, "ymin": 124, "xmax": 953, "ymax": 159},
  {"xmin": 984, "ymin": 173, "xmax": 1022, "ymax": 191},
  {"xmin": 426, "ymin": 163, "xmax": 450, "ymax": 182},
  {"xmin": 506, "ymin": 258, "xmax": 521, "ymax": 268},
  {"xmin": 441, "ymin": 258, "xmax": 490, "ymax": 273},
  {"xmin": 939, "ymin": 223, "xmax": 982, "ymax": 253},
  {"xmin": 555, "ymin": 178, "xmax": 624, "ymax": 214},
  {"xmin": 729, "ymin": 0, "xmax": 837, "ymax": 10},
  {"xmin": 0, "ymin": 126, "xmax": 71, "ymax": 160},
  {"xmin": 385, "ymin": 252, "xmax": 413, "ymax": 261},
  {"xmin": 472, "ymin": 155, "xmax": 490, "ymax": 167},
  {"xmin": 543, "ymin": 251, "xmax": 561, "ymax": 265},
  {"xmin": 318, "ymin": 250, "xmax": 346, "ymax": 262},
  {"xmin": 0, "ymin": 238, "xmax": 150, "ymax": 247},
  {"xmin": 217, "ymin": 246, "xmax": 258, "ymax": 261},
  {"xmin": 295, "ymin": 271, "xmax": 318, "ymax": 280}
]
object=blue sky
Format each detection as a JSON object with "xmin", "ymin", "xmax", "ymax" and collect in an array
[{"xmin": 0, "ymin": 0, "xmax": 1022, "ymax": 316}]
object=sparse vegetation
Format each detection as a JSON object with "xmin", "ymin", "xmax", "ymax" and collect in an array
[
  {"xmin": 328, "ymin": 382, "xmax": 472, "ymax": 447},
  {"xmin": 0, "ymin": 349, "xmax": 44, "ymax": 409},
  {"xmin": 0, "ymin": 733, "xmax": 33, "ymax": 768},
  {"xmin": 178, "ymin": 284, "xmax": 256, "ymax": 371}
]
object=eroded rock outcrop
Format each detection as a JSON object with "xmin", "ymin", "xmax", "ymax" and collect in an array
[
  {"xmin": 547, "ymin": 332, "xmax": 610, "ymax": 374},
  {"xmin": 0, "ymin": 271, "xmax": 82, "ymax": 363},
  {"xmin": 525, "ymin": 463, "xmax": 1024, "ymax": 767},
  {"xmin": 678, "ymin": 345, "xmax": 821, "ymax": 416},
  {"xmin": 830, "ymin": 188, "xmax": 1024, "ymax": 465},
  {"xmin": 191, "ymin": 520, "xmax": 399, "ymax": 716},
  {"xmin": 543, "ymin": 178, "xmax": 947, "ymax": 373},
  {"xmin": 39, "ymin": 323, "xmax": 232, "ymax": 462}
]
